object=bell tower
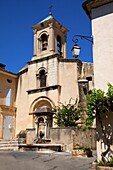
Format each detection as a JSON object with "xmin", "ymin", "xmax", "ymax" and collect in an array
[{"xmin": 31, "ymin": 12, "xmax": 69, "ymax": 60}]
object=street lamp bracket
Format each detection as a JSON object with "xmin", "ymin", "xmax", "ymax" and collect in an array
[{"xmin": 72, "ymin": 35, "xmax": 93, "ymax": 44}]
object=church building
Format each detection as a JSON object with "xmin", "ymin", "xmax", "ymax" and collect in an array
[{"xmin": 0, "ymin": 12, "xmax": 93, "ymax": 140}]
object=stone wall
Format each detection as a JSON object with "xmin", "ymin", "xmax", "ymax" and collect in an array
[
  {"xmin": 50, "ymin": 127, "xmax": 96, "ymax": 151},
  {"xmin": 73, "ymin": 128, "xmax": 96, "ymax": 150}
]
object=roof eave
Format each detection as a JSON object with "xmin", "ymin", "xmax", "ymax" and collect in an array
[
  {"xmin": 82, "ymin": 0, "xmax": 92, "ymax": 19},
  {"xmin": 32, "ymin": 18, "xmax": 69, "ymax": 33},
  {"xmin": 0, "ymin": 69, "xmax": 17, "ymax": 78},
  {"xmin": 82, "ymin": 0, "xmax": 113, "ymax": 19}
]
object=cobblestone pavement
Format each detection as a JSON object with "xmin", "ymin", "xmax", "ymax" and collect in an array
[{"xmin": 0, "ymin": 151, "xmax": 96, "ymax": 170}]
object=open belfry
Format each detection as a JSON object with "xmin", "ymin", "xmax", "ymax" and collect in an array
[{"xmin": 0, "ymin": 10, "xmax": 93, "ymax": 140}]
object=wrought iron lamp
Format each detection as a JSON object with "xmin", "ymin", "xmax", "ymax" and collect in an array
[{"xmin": 72, "ymin": 34, "xmax": 93, "ymax": 58}]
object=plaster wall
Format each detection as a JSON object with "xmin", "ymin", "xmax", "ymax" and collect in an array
[
  {"xmin": 59, "ymin": 61, "xmax": 79, "ymax": 104},
  {"xmin": 47, "ymin": 57, "xmax": 58, "ymax": 86},
  {"xmin": 0, "ymin": 71, "xmax": 17, "ymax": 138},
  {"xmin": 16, "ymin": 71, "xmax": 31, "ymax": 134},
  {"xmin": 92, "ymin": 2, "xmax": 113, "ymax": 91},
  {"xmin": 0, "ymin": 72, "xmax": 17, "ymax": 106}
]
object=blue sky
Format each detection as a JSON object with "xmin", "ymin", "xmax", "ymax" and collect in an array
[{"xmin": 0, "ymin": 0, "xmax": 93, "ymax": 73}]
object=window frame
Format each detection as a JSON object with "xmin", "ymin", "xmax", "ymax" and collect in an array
[
  {"xmin": 5, "ymin": 88, "xmax": 12, "ymax": 106},
  {"xmin": 39, "ymin": 69, "xmax": 46, "ymax": 87},
  {"xmin": 36, "ymin": 67, "xmax": 47, "ymax": 88}
]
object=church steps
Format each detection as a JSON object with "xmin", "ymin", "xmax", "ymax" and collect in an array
[{"xmin": 0, "ymin": 139, "xmax": 18, "ymax": 151}]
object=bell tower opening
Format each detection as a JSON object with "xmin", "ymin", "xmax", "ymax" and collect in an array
[
  {"xmin": 57, "ymin": 35, "xmax": 62, "ymax": 55},
  {"xmin": 41, "ymin": 34, "xmax": 48, "ymax": 51}
]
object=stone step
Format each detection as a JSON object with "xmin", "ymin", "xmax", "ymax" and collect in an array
[
  {"xmin": 0, "ymin": 140, "xmax": 18, "ymax": 144},
  {"xmin": 0, "ymin": 143, "xmax": 18, "ymax": 147},
  {"xmin": 0, "ymin": 147, "xmax": 18, "ymax": 151},
  {"xmin": 0, "ymin": 139, "xmax": 18, "ymax": 151}
]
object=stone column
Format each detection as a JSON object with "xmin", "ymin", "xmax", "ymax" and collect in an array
[
  {"xmin": 78, "ymin": 80, "xmax": 89, "ymax": 125},
  {"xmin": 12, "ymin": 114, "xmax": 16, "ymax": 139},
  {"xmin": 78, "ymin": 80, "xmax": 89, "ymax": 109},
  {"xmin": 33, "ymin": 29, "xmax": 37, "ymax": 56},
  {"xmin": 0, "ymin": 111, "xmax": 3, "ymax": 139},
  {"xmin": 63, "ymin": 35, "xmax": 67, "ymax": 58},
  {"xmin": 49, "ymin": 23, "xmax": 55, "ymax": 52},
  {"xmin": 44, "ymin": 116, "xmax": 48, "ymax": 139}
]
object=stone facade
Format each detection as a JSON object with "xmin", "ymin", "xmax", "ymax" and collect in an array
[{"xmin": 0, "ymin": 13, "xmax": 94, "ymax": 140}]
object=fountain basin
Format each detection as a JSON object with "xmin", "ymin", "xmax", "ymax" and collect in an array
[{"xmin": 18, "ymin": 143, "xmax": 62, "ymax": 152}]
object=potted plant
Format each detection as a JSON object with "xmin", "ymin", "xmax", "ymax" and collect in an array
[
  {"xmin": 97, "ymin": 158, "xmax": 113, "ymax": 170},
  {"xmin": 72, "ymin": 146, "xmax": 93, "ymax": 157}
]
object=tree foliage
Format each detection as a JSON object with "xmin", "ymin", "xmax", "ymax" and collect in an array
[
  {"xmin": 86, "ymin": 83, "xmax": 113, "ymax": 163},
  {"xmin": 86, "ymin": 83, "xmax": 113, "ymax": 127},
  {"xmin": 53, "ymin": 99, "xmax": 81, "ymax": 127}
]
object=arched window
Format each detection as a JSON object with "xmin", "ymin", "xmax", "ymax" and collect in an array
[
  {"xmin": 39, "ymin": 69, "xmax": 46, "ymax": 87},
  {"xmin": 41, "ymin": 34, "xmax": 48, "ymax": 51},
  {"xmin": 5, "ymin": 88, "xmax": 12, "ymax": 106},
  {"xmin": 57, "ymin": 35, "xmax": 62, "ymax": 55}
]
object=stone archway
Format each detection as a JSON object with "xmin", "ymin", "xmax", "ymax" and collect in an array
[
  {"xmin": 34, "ymin": 106, "xmax": 54, "ymax": 139},
  {"xmin": 29, "ymin": 97, "xmax": 55, "ymax": 139}
]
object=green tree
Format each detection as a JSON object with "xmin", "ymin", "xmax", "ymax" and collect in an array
[
  {"xmin": 86, "ymin": 83, "xmax": 113, "ymax": 163},
  {"xmin": 86, "ymin": 88, "xmax": 108, "ymax": 127},
  {"xmin": 53, "ymin": 98, "xmax": 81, "ymax": 127}
]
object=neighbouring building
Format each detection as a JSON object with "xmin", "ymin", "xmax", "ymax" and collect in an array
[
  {"xmin": 0, "ymin": 63, "xmax": 17, "ymax": 139},
  {"xmin": 0, "ymin": 12, "xmax": 93, "ymax": 140},
  {"xmin": 83, "ymin": 0, "xmax": 113, "ymax": 161},
  {"xmin": 83, "ymin": 0, "xmax": 113, "ymax": 92}
]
